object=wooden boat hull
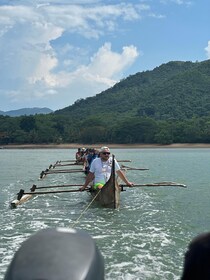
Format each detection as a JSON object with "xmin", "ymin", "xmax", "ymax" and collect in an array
[{"xmin": 90, "ymin": 181, "xmax": 120, "ymax": 209}]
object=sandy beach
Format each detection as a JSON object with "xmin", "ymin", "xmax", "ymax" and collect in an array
[{"xmin": 1, "ymin": 143, "xmax": 210, "ymax": 149}]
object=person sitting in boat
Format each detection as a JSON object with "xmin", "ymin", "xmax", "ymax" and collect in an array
[
  {"xmin": 76, "ymin": 147, "xmax": 86, "ymax": 164},
  {"xmin": 80, "ymin": 146, "xmax": 134, "ymax": 191},
  {"xmin": 85, "ymin": 148, "xmax": 98, "ymax": 172},
  {"xmin": 82, "ymin": 148, "xmax": 92, "ymax": 173},
  {"xmin": 75, "ymin": 148, "xmax": 82, "ymax": 161}
]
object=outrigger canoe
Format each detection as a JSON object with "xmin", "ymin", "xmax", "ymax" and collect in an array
[
  {"xmin": 10, "ymin": 155, "xmax": 122, "ymax": 209},
  {"xmin": 10, "ymin": 154, "xmax": 187, "ymax": 209}
]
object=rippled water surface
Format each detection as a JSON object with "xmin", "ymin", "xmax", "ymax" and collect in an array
[{"xmin": 1, "ymin": 148, "xmax": 210, "ymax": 279}]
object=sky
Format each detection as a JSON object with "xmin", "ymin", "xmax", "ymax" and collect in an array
[{"xmin": 0, "ymin": 0, "xmax": 209, "ymax": 112}]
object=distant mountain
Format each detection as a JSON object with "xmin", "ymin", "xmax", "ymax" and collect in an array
[{"xmin": 0, "ymin": 107, "xmax": 53, "ymax": 117}]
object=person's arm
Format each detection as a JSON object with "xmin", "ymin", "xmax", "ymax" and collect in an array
[
  {"xmin": 80, "ymin": 172, "xmax": 95, "ymax": 191},
  {"xmin": 116, "ymin": 169, "xmax": 134, "ymax": 187},
  {"xmin": 82, "ymin": 156, "xmax": 88, "ymax": 171}
]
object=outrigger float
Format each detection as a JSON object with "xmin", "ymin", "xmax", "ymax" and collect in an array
[{"xmin": 10, "ymin": 155, "xmax": 187, "ymax": 209}]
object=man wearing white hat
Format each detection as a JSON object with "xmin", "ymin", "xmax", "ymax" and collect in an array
[{"xmin": 80, "ymin": 146, "xmax": 133, "ymax": 191}]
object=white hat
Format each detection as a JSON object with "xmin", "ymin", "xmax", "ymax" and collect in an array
[{"xmin": 99, "ymin": 146, "xmax": 110, "ymax": 153}]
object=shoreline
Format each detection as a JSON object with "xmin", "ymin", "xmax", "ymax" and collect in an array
[{"xmin": 1, "ymin": 143, "xmax": 210, "ymax": 149}]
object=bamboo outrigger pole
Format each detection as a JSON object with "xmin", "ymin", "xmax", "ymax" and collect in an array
[
  {"xmin": 10, "ymin": 181, "xmax": 186, "ymax": 209},
  {"xmin": 10, "ymin": 187, "xmax": 89, "ymax": 209},
  {"xmin": 53, "ymin": 163, "xmax": 82, "ymax": 167},
  {"xmin": 120, "ymin": 182, "xmax": 187, "ymax": 188},
  {"xmin": 19, "ymin": 188, "xmax": 90, "ymax": 196},
  {"xmin": 60, "ymin": 159, "xmax": 131, "ymax": 162},
  {"xmin": 43, "ymin": 169, "xmax": 85, "ymax": 173},
  {"xmin": 121, "ymin": 165, "xmax": 149, "ymax": 171},
  {"xmin": 30, "ymin": 184, "xmax": 83, "ymax": 191},
  {"xmin": 40, "ymin": 169, "xmax": 85, "ymax": 179}
]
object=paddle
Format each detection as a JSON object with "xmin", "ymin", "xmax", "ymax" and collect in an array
[{"xmin": 120, "ymin": 182, "xmax": 187, "ymax": 188}]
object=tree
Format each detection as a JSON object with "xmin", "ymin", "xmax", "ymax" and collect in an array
[{"xmin": 20, "ymin": 116, "xmax": 36, "ymax": 132}]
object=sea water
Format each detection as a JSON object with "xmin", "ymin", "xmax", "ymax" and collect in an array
[{"xmin": 1, "ymin": 148, "xmax": 210, "ymax": 280}]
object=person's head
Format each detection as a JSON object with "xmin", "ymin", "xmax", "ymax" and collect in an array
[
  {"xmin": 90, "ymin": 148, "xmax": 95, "ymax": 154},
  {"xmin": 181, "ymin": 232, "xmax": 210, "ymax": 280},
  {"xmin": 99, "ymin": 146, "xmax": 110, "ymax": 160}
]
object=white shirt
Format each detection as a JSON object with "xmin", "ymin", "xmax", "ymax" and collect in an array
[{"xmin": 90, "ymin": 157, "xmax": 120, "ymax": 184}]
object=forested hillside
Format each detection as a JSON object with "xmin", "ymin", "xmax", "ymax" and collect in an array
[
  {"xmin": 1, "ymin": 59, "xmax": 210, "ymax": 145},
  {"xmin": 55, "ymin": 60, "xmax": 210, "ymax": 120}
]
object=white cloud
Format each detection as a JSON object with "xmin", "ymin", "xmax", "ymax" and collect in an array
[
  {"xmin": 1, "ymin": 42, "xmax": 139, "ymax": 109},
  {"xmin": 160, "ymin": 0, "xmax": 192, "ymax": 5},
  {"xmin": 88, "ymin": 43, "xmax": 139, "ymax": 80},
  {"xmin": 40, "ymin": 42, "xmax": 139, "ymax": 95},
  {"xmin": 28, "ymin": 53, "xmax": 58, "ymax": 87},
  {"xmin": 205, "ymin": 41, "xmax": 210, "ymax": 59},
  {"xmin": 0, "ymin": 2, "xmax": 143, "ymax": 110}
]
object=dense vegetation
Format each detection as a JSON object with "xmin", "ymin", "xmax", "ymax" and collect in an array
[{"xmin": 1, "ymin": 59, "xmax": 210, "ymax": 145}]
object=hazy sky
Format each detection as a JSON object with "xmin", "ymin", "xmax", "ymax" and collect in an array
[{"xmin": 0, "ymin": 0, "xmax": 209, "ymax": 111}]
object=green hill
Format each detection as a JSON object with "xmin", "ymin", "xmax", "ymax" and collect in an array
[
  {"xmin": 54, "ymin": 60, "xmax": 210, "ymax": 121},
  {"xmin": 1, "ymin": 59, "xmax": 210, "ymax": 145}
]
